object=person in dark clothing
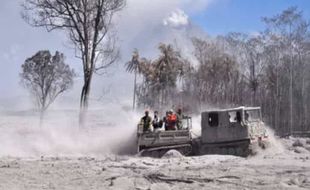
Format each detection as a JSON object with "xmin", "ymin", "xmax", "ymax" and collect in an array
[
  {"xmin": 140, "ymin": 110, "xmax": 152, "ymax": 132},
  {"xmin": 152, "ymin": 111, "xmax": 163, "ymax": 131}
]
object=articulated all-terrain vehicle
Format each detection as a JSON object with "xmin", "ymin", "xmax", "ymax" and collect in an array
[{"xmin": 137, "ymin": 107, "xmax": 268, "ymax": 157}]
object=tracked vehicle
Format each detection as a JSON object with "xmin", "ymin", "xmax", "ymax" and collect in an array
[{"xmin": 137, "ymin": 107, "xmax": 268, "ymax": 157}]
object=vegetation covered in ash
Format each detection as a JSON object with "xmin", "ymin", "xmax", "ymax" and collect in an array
[{"xmin": 128, "ymin": 7, "xmax": 310, "ymax": 136}]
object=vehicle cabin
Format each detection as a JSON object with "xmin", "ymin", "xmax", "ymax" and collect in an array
[{"xmin": 201, "ymin": 107, "xmax": 264, "ymax": 144}]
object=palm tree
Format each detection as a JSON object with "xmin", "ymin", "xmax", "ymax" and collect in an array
[
  {"xmin": 152, "ymin": 43, "xmax": 186, "ymax": 108},
  {"xmin": 125, "ymin": 49, "xmax": 140, "ymax": 110},
  {"xmin": 126, "ymin": 44, "xmax": 188, "ymax": 110}
]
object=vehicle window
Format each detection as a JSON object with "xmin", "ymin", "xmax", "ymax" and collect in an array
[
  {"xmin": 208, "ymin": 112, "xmax": 219, "ymax": 127},
  {"xmin": 228, "ymin": 111, "xmax": 241, "ymax": 123},
  {"xmin": 245, "ymin": 110, "xmax": 260, "ymax": 121}
]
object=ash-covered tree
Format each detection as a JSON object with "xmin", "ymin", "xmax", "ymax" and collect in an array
[
  {"xmin": 20, "ymin": 50, "xmax": 75, "ymax": 124},
  {"xmin": 262, "ymin": 6, "xmax": 310, "ymax": 135},
  {"xmin": 190, "ymin": 38, "xmax": 240, "ymax": 109},
  {"xmin": 131, "ymin": 43, "xmax": 188, "ymax": 110},
  {"xmin": 225, "ymin": 33, "xmax": 265, "ymax": 106},
  {"xmin": 22, "ymin": 0, "xmax": 125, "ymax": 125},
  {"xmin": 151, "ymin": 43, "xmax": 187, "ymax": 109},
  {"xmin": 125, "ymin": 49, "xmax": 142, "ymax": 111},
  {"xmin": 125, "ymin": 49, "xmax": 153, "ymax": 109}
]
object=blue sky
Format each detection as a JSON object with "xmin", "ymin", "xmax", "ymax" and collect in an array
[{"xmin": 191, "ymin": 0, "xmax": 310, "ymax": 35}]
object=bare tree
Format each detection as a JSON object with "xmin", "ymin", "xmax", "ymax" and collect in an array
[
  {"xmin": 225, "ymin": 33, "xmax": 265, "ymax": 106},
  {"xmin": 20, "ymin": 50, "xmax": 75, "ymax": 125},
  {"xmin": 191, "ymin": 38, "xmax": 239, "ymax": 108},
  {"xmin": 22, "ymin": 0, "xmax": 125, "ymax": 125},
  {"xmin": 263, "ymin": 6, "xmax": 310, "ymax": 134}
]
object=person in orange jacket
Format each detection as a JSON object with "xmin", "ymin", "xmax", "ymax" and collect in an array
[{"xmin": 165, "ymin": 110, "xmax": 177, "ymax": 131}]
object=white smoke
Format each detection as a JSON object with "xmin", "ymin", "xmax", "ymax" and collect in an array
[{"xmin": 163, "ymin": 9, "xmax": 189, "ymax": 28}]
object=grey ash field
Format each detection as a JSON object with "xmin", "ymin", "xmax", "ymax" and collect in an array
[{"xmin": 0, "ymin": 110, "xmax": 310, "ymax": 190}]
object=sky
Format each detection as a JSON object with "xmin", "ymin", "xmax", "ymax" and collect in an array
[
  {"xmin": 191, "ymin": 0, "xmax": 310, "ymax": 35},
  {"xmin": 0, "ymin": 0, "xmax": 309, "ymax": 110}
]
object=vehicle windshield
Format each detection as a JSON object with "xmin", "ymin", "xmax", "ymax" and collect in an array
[{"xmin": 244, "ymin": 110, "xmax": 261, "ymax": 121}]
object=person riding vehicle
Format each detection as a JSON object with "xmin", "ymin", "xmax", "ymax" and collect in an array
[
  {"xmin": 152, "ymin": 110, "xmax": 163, "ymax": 131},
  {"xmin": 176, "ymin": 108, "xmax": 184, "ymax": 130},
  {"xmin": 165, "ymin": 110, "xmax": 177, "ymax": 131},
  {"xmin": 140, "ymin": 110, "xmax": 152, "ymax": 132}
]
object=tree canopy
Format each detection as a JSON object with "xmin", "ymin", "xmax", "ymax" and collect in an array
[{"xmin": 20, "ymin": 50, "xmax": 75, "ymax": 112}]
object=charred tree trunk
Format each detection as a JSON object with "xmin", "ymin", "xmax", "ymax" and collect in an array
[
  {"xmin": 79, "ymin": 68, "xmax": 93, "ymax": 127},
  {"xmin": 133, "ymin": 70, "xmax": 137, "ymax": 111},
  {"xmin": 289, "ymin": 54, "xmax": 294, "ymax": 135},
  {"xmin": 39, "ymin": 108, "xmax": 47, "ymax": 128}
]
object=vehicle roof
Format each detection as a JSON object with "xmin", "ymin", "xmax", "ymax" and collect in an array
[{"xmin": 203, "ymin": 106, "xmax": 261, "ymax": 113}]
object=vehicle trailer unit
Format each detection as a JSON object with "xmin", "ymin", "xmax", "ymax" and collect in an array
[
  {"xmin": 137, "ymin": 127, "xmax": 193, "ymax": 157},
  {"xmin": 137, "ymin": 107, "xmax": 268, "ymax": 157}
]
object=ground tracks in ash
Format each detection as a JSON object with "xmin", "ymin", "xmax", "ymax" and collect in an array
[{"xmin": 0, "ymin": 140, "xmax": 310, "ymax": 190}]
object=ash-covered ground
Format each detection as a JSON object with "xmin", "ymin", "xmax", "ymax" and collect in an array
[{"xmin": 0, "ymin": 109, "xmax": 310, "ymax": 190}]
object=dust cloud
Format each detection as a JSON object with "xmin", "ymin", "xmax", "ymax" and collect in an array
[
  {"xmin": 262, "ymin": 127, "xmax": 285, "ymax": 154},
  {"xmin": 0, "ymin": 104, "xmax": 141, "ymax": 157}
]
